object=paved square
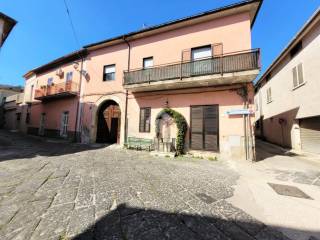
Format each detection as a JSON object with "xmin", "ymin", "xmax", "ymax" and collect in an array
[{"xmin": 0, "ymin": 131, "xmax": 291, "ymax": 240}]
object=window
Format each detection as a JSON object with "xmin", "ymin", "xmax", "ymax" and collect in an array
[
  {"xmin": 66, "ymin": 72, "xmax": 73, "ymax": 82},
  {"xmin": 139, "ymin": 107, "xmax": 151, "ymax": 132},
  {"xmin": 191, "ymin": 45, "xmax": 212, "ymax": 60},
  {"xmin": 60, "ymin": 111, "xmax": 69, "ymax": 137},
  {"xmin": 191, "ymin": 46, "xmax": 213, "ymax": 75},
  {"xmin": 266, "ymin": 87, "xmax": 272, "ymax": 103},
  {"xmin": 290, "ymin": 41, "xmax": 302, "ymax": 58},
  {"xmin": 103, "ymin": 64, "xmax": 116, "ymax": 81},
  {"xmin": 292, "ymin": 63, "xmax": 304, "ymax": 89},
  {"xmin": 143, "ymin": 57, "xmax": 154, "ymax": 69},
  {"xmin": 47, "ymin": 77, "xmax": 53, "ymax": 86}
]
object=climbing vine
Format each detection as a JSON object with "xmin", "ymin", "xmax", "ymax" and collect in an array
[{"xmin": 155, "ymin": 108, "xmax": 187, "ymax": 155}]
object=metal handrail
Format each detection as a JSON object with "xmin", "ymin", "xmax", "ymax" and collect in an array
[
  {"xmin": 124, "ymin": 49, "xmax": 260, "ymax": 85},
  {"xmin": 34, "ymin": 81, "xmax": 79, "ymax": 98}
]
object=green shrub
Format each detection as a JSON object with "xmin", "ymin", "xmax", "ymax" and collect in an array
[{"xmin": 155, "ymin": 108, "xmax": 187, "ymax": 155}]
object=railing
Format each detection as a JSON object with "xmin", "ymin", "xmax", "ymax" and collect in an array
[
  {"xmin": 34, "ymin": 81, "xmax": 79, "ymax": 99},
  {"xmin": 124, "ymin": 49, "xmax": 260, "ymax": 85}
]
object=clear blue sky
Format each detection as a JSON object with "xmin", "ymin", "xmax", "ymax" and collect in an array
[{"xmin": 0, "ymin": 0, "xmax": 319, "ymax": 86}]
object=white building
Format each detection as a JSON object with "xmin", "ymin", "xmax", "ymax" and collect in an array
[{"xmin": 254, "ymin": 8, "xmax": 320, "ymax": 154}]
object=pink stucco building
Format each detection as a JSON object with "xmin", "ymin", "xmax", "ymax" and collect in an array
[{"xmin": 22, "ymin": 0, "xmax": 262, "ymax": 159}]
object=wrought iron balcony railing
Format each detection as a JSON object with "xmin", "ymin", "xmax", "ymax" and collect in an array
[
  {"xmin": 34, "ymin": 81, "xmax": 79, "ymax": 101},
  {"xmin": 124, "ymin": 49, "xmax": 260, "ymax": 85}
]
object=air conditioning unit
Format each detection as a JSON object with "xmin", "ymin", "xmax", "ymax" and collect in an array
[{"xmin": 56, "ymin": 68, "xmax": 64, "ymax": 78}]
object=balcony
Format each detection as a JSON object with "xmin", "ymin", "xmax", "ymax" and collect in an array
[
  {"xmin": 124, "ymin": 49, "xmax": 260, "ymax": 92},
  {"xmin": 34, "ymin": 81, "xmax": 79, "ymax": 101}
]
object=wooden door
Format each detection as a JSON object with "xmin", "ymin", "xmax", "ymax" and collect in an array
[{"xmin": 190, "ymin": 105, "xmax": 219, "ymax": 151}]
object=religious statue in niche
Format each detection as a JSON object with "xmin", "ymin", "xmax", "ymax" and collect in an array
[{"xmin": 156, "ymin": 113, "xmax": 177, "ymax": 152}]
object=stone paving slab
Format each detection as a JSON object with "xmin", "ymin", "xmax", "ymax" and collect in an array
[{"xmin": 0, "ymin": 131, "xmax": 295, "ymax": 240}]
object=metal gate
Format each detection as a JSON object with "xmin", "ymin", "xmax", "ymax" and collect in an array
[{"xmin": 300, "ymin": 117, "xmax": 320, "ymax": 154}]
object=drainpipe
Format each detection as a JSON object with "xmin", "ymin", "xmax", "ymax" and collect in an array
[
  {"xmin": 74, "ymin": 52, "xmax": 85, "ymax": 142},
  {"xmin": 123, "ymin": 36, "xmax": 131, "ymax": 144}
]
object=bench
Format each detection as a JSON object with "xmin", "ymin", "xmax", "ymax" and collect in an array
[{"xmin": 127, "ymin": 137, "xmax": 153, "ymax": 151}]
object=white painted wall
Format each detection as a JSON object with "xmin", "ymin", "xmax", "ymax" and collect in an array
[{"xmin": 255, "ymin": 20, "xmax": 320, "ymax": 149}]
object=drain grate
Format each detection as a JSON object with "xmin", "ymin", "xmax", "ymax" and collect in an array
[
  {"xmin": 195, "ymin": 193, "xmax": 216, "ymax": 204},
  {"xmin": 268, "ymin": 183, "xmax": 313, "ymax": 200}
]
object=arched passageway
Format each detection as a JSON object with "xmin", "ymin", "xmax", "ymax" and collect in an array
[{"xmin": 96, "ymin": 100, "xmax": 121, "ymax": 144}]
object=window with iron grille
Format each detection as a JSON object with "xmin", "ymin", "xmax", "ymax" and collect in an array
[
  {"xmin": 139, "ymin": 107, "xmax": 151, "ymax": 132},
  {"xmin": 292, "ymin": 63, "xmax": 304, "ymax": 89},
  {"xmin": 103, "ymin": 64, "xmax": 116, "ymax": 81}
]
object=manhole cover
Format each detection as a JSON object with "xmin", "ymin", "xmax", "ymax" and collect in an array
[
  {"xmin": 268, "ymin": 183, "xmax": 312, "ymax": 200},
  {"xmin": 195, "ymin": 193, "xmax": 216, "ymax": 204}
]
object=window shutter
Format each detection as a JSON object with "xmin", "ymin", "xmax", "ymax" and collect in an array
[
  {"xmin": 204, "ymin": 106, "xmax": 218, "ymax": 151},
  {"xmin": 182, "ymin": 49, "xmax": 191, "ymax": 62},
  {"xmin": 191, "ymin": 106, "xmax": 204, "ymax": 150},
  {"xmin": 213, "ymin": 43, "xmax": 223, "ymax": 57},
  {"xmin": 297, "ymin": 63, "xmax": 304, "ymax": 85},
  {"xmin": 292, "ymin": 67, "xmax": 298, "ymax": 88},
  {"xmin": 145, "ymin": 108, "xmax": 151, "ymax": 132},
  {"xmin": 139, "ymin": 109, "xmax": 145, "ymax": 132}
]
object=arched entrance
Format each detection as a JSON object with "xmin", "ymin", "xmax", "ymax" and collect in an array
[{"xmin": 96, "ymin": 100, "xmax": 121, "ymax": 144}]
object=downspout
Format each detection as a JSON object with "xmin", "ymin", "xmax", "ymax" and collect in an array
[
  {"xmin": 74, "ymin": 53, "xmax": 85, "ymax": 142},
  {"xmin": 123, "ymin": 36, "xmax": 131, "ymax": 144}
]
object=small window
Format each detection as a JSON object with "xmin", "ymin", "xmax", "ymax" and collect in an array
[
  {"xmin": 47, "ymin": 77, "xmax": 53, "ymax": 86},
  {"xmin": 191, "ymin": 45, "xmax": 212, "ymax": 60},
  {"xmin": 103, "ymin": 64, "xmax": 116, "ymax": 81},
  {"xmin": 139, "ymin": 107, "xmax": 151, "ymax": 132},
  {"xmin": 266, "ymin": 87, "xmax": 272, "ymax": 103},
  {"xmin": 290, "ymin": 41, "xmax": 302, "ymax": 58},
  {"xmin": 143, "ymin": 57, "xmax": 154, "ymax": 69},
  {"xmin": 66, "ymin": 72, "xmax": 73, "ymax": 82},
  {"xmin": 292, "ymin": 63, "xmax": 304, "ymax": 89}
]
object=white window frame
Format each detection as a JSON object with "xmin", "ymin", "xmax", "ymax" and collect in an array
[
  {"xmin": 292, "ymin": 63, "xmax": 305, "ymax": 90},
  {"xmin": 191, "ymin": 45, "xmax": 212, "ymax": 60},
  {"xmin": 103, "ymin": 64, "xmax": 116, "ymax": 81},
  {"xmin": 143, "ymin": 57, "xmax": 154, "ymax": 69}
]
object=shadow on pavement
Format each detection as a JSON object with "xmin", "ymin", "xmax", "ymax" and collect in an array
[
  {"xmin": 255, "ymin": 138, "xmax": 299, "ymax": 162},
  {"xmin": 0, "ymin": 129, "xmax": 107, "ymax": 162},
  {"xmin": 70, "ymin": 204, "xmax": 318, "ymax": 240}
]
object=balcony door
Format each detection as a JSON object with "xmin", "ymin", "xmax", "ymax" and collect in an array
[
  {"xmin": 190, "ymin": 105, "xmax": 219, "ymax": 151},
  {"xmin": 191, "ymin": 46, "xmax": 213, "ymax": 76}
]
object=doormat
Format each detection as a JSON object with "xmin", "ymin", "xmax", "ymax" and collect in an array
[{"xmin": 268, "ymin": 183, "xmax": 313, "ymax": 200}]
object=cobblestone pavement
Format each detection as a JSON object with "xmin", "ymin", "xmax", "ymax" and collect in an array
[{"xmin": 0, "ymin": 131, "xmax": 291, "ymax": 240}]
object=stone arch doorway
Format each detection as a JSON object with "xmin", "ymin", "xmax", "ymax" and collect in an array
[{"xmin": 96, "ymin": 100, "xmax": 121, "ymax": 144}]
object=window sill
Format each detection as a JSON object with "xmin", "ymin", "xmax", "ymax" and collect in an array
[{"xmin": 292, "ymin": 81, "xmax": 306, "ymax": 91}]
